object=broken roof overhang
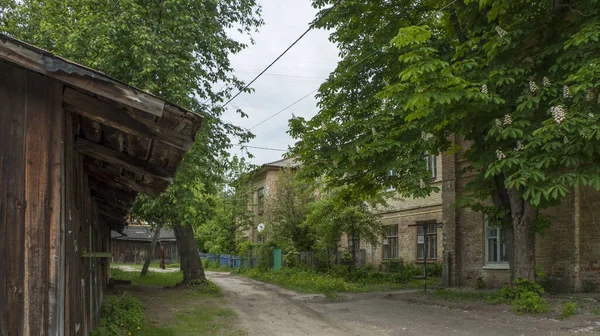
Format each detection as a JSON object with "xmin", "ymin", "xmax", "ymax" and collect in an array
[{"xmin": 0, "ymin": 34, "xmax": 203, "ymax": 231}]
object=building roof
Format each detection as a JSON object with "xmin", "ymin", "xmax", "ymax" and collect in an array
[
  {"xmin": 0, "ymin": 34, "xmax": 203, "ymax": 231},
  {"xmin": 111, "ymin": 226, "xmax": 176, "ymax": 242},
  {"xmin": 262, "ymin": 157, "xmax": 301, "ymax": 169}
]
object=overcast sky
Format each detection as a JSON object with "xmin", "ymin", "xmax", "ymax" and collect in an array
[{"xmin": 223, "ymin": 0, "xmax": 339, "ymax": 166}]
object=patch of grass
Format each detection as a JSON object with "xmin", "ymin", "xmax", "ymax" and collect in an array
[
  {"xmin": 91, "ymin": 293, "xmax": 145, "ymax": 336},
  {"xmin": 427, "ymin": 288, "xmax": 498, "ymax": 302},
  {"xmin": 110, "ymin": 268, "xmax": 183, "ymax": 287},
  {"xmin": 559, "ymin": 301, "xmax": 577, "ymax": 319},
  {"xmin": 138, "ymin": 308, "xmax": 245, "ymax": 336},
  {"xmin": 237, "ymin": 267, "xmax": 440, "ymax": 297}
]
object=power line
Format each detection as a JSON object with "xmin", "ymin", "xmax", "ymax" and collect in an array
[
  {"xmin": 221, "ymin": 0, "xmax": 343, "ymax": 108},
  {"xmin": 245, "ymin": 0, "xmax": 460, "ymax": 130},
  {"xmin": 233, "ymin": 144, "xmax": 287, "ymax": 152}
]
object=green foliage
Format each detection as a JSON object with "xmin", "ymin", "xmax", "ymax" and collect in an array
[
  {"xmin": 92, "ymin": 293, "xmax": 145, "ymax": 336},
  {"xmin": 293, "ymin": 0, "xmax": 600, "ymax": 281},
  {"xmin": 262, "ymin": 169, "xmax": 315, "ymax": 252},
  {"xmin": 195, "ymin": 156, "xmax": 256, "ymax": 255},
  {"xmin": 256, "ymin": 242, "xmax": 276, "ymax": 271},
  {"xmin": 303, "ymin": 188, "xmax": 382, "ymax": 265},
  {"xmin": 560, "ymin": 301, "xmax": 577, "ymax": 320},
  {"xmin": 110, "ymin": 268, "xmax": 183, "ymax": 287},
  {"xmin": 499, "ymin": 278, "xmax": 549, "ymax": 314},
  {"xmin": 511, "ymin": 291, "xmax": 549, "ymax": 314}
]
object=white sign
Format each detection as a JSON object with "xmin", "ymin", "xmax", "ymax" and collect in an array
[
  {"xmin": 417, "ymin": 236, "xmax": 425, "ymax": 244},
  {"xmin": 383, "ymin": 239, "xmax": 388, "ymax": 245},
  {"xmin": 257, "ymin": 223, "xmax": 265, "ymax": 232}
]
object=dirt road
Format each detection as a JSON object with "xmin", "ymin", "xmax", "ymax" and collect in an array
[{"xmin": 206, "ymin": 271, "xmax": 600, "ymax": 336}]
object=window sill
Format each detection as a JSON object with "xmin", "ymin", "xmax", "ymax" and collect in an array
[
  {"xmin": 483, "ymin": 264, "xmax": 510, "ymax": 270},
  {"xmin": 415, "ymin": 259, "xmax": 438, "ymax": 264}
]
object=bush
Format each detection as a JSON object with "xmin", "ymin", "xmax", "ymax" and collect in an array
[
  {"xmin": 498, "ymin": 278, "xmax": 549, "ymax": 314},
  {"xmin": 91, "ymin": 293, "xmax": 145, "ymax": 336},
  {"xmin": 512, "ymin": 291, "xmax": 549, "ymax": 314},
  {"xmin": 560, "ymin": 301, "xmax": 577, "ymax": 319}
]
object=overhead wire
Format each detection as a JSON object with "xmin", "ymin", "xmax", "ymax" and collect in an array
[
  {"xmin": 221, "ymin": 0, "xmax": 343, "ymax": 108},
  {"xmin": 245, "ymin": 0, "xmax": 460, "ymax": 131}
]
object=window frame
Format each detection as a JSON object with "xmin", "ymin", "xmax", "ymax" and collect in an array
[
  {"xmin": 416, "ymin": 223, "xmax": 438, "ymax": 261},
  {"xmin": 382, "ymin": 225, "xmax": 399, "ymax": 259},
  {"xmin": 257, "ymin": 187, "xmax": 265, "ymax": 214},
  {"xmin": 424, "ymin": 151, "xmax": 437, "ymax": 179},
  {"xmin": 484, "ymin": 217, "xmax": 509, "ymax": 268}
]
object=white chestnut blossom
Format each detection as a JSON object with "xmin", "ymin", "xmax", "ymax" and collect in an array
[
  {"xmin": 551, "ymin": 105, "xmax": 566, "ymax": 124},
  {"xmin": 495, "ymin": 26, "xmax": 507, "ymax": 38},
  {"xmin": 586, "ymin": 90, "xmax": 595, "ymax": 101},
  {"xmin": 356, "ymin": 145, "xmax": 360, "ymax": 153},
  {"xmin": 494, "ymin": 119, "xmax": 502, "ymax": 127},
  {"xmin": 515, "ymin": 141, "xmax": 524, "ymax": 151},
  {"xmin": 563, "ymin": 136, "xmax": 569, "ymax": 144},
  {"xmin": 543, "ymin": 76, "xmax": 551, "ymax": 87},
  {"xmin": 529, "ymin": 81, "xmax": 538, "ymax": 93},
  {"xmin": 371, "ymin": 127, "xmax": 377, "ymax": 136},
  {"xmin": 421, "ymin": 131, "xmax": 433, "ymax": 141},
  {"xmin": 481, "ymin": 84, "xmax": 488, "ymax": 94},
  {"xmin": 337, "ymin": 145, "xmax": 341, "ymax": 152},
  {"xmin": 563, "ymin": 85, "xmax": 571, "ymax": 99},
  {"xmin": 503, "ymin": 114, "xmax": 512, "ymax": 125},
  {"xmin": 589, "ymin": 113, "xmax": 595, "ymax": 119},
  {"xmin": 419, "ymin": 179, "xmax": 426, "ymax": 189},
  {"xmin": 496, "ymin": 149, "xmax": 506, "ymax": 160}
]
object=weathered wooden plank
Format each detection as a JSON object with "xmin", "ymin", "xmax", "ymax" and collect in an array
[
  {"xmin": 85, "ymin": 163, "xmax": 161, "ymax": 197},
  {"xmin": 75, "ymin": 137, "xmax": 173, "ymax": 182},
  {"xmin": 0, "ymin": 60, "xmax": 27, "ymax": 336},
  {"xmin": 23, "ymin": 71, "xmax": 55, "ymax": 335},
  {"xmin": 64, "ymin": 88, "xmax": 193, "ymax": 150},
  {"xmin": 0, "ymin": 35, "xmax": 166, "ymax": 117},
  {"xmin": 48, "ymin": 81, "xmax": 65, "ymax": 335}
]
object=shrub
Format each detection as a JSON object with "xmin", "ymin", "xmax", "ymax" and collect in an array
[
  {"xmin": 512, "ymin": 291, "xmax": 549, "ymax": 314},
  {"xmin": 91, "ymin": 293, "xmax": 144, "ymax": 336},
  {"xmin": 560, "ymin": 301, "xmax": 577, "ymax": 319},
  {"xmin": 257, "ymin": 242, "xmax": 276, "ymax": 271}
]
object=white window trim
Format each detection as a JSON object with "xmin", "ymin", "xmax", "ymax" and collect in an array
[{"xmin": 484, "ymin": 219, "xmax": 509, "ymax": 268}]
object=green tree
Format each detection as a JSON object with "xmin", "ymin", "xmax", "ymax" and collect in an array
[
  {"xmin": 196, "ymin": 156, "xmax": 256, "ymax": 255},
  {"xmin": 290, "ymin": 0, "xmax": 600, "ymax": 282},
  {"xmin": 1, "ymin": 0, "xmax": 263, "ymax": 283},
  {"xmin": 303, "ymin": 189, "xmax": 382, "ymax": 267},
  {"xmin": 262, "ymin": 168, "xmax": 315, "ymax": 253}
]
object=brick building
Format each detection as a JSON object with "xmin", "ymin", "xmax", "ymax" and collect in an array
[
  {"xmin": 244, "ymin": 158, "xmax": 301, "ymax": 244},
  {"xmin": 442, "ymin": 138, "xmax": 600, "ymax": 291},
  {"xmin": 341, "ymin": 153, "xmax": 444, "ymax": 267}
]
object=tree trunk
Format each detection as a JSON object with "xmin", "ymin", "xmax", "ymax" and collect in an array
[
  {"xmin": 141, "ymin": 226, "xmax": 161, "ymax": 276},
  {"xmin": 507, "ymin": 189, "xmax": 538, "ymax": 282},
  {"xmin": 491, "ymin": 175, "xmax": 537, "ymax": 283},
  {"xmin": 173, "ymin": 223, "xmax": 206, "ymax": 284}
]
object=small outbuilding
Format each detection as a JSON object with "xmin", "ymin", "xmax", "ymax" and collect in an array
[
  {"xmin": 0, "ymin": 34, "xmax": 202, "ymax": 335},
  {"xmin": 111, "ymin": 226, "xmax": 179, "ymax": 265}
]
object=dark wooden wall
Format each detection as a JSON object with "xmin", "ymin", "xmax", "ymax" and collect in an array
[
  {"xmin": 111, "ymin": 240, "xmax": 179, "ymax": 264},
  {"xmin": 0, "ymin": 60, "xmax": 110, "ymax": 335}
]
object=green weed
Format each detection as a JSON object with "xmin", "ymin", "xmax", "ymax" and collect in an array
[
  {"xmin": 91, "ymin": 293, "xmax": 145, "ymax": 336},
  {"xmin": 559, "ymin": 301, "xmax": 577, "ymax": 319}
]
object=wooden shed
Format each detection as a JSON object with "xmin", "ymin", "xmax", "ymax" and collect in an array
[
  {"xmin": 111, "ymin": 226, "xmax": 179, "ymax": 265},
  {"xmin": 0, "ymin": 34, "xmax": 202, "ymax": 335}
]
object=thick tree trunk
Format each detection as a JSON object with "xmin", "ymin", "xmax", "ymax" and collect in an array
[
  {"xmin": 173, "ymin": 223, "xmax": 206, "ymax": 284},
  {"xmin": 492, "ymin": 176, "xmax": 537, "ymax": 283},
  {"xmin": 508, "ymin": 189, "xmax": 537, "ymax": 281},
  {"xmin": 141, "ymin": 226, "xmax": 161, "ymax": 276}
]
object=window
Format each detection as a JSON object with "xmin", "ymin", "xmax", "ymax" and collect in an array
[
  {"xmin": 424, "ymin": 151, "xmax": 437, "ymax": 179},
  {"xmin": 485, "ymin": 219, "xmax": 508, "ymax": 265},
  {"xmin": 386, "ymin": 170, "xmax": 395, "ymax": 191},
  {"xmin": 348, "ymin": 234, "xmax": 360, "ymax": 254},
  {"xmin": 417, "ymin": 223, "xmax": 437, "ymax": 260},
  {"xmin": 257, "ymin": 235, "xmax": 265, "ymax": 245},
  {"xmin": 257, "ymin": 188, "xmax": 264, "ymax": 214},
  {"xmin": 383, "ymin": 225, "xmax": 398, "ymax": 259}
]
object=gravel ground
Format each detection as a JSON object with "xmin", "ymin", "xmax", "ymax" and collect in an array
[{"xmin": 206, "ymin": 271, "xmax": 600, "ymax": 336}]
